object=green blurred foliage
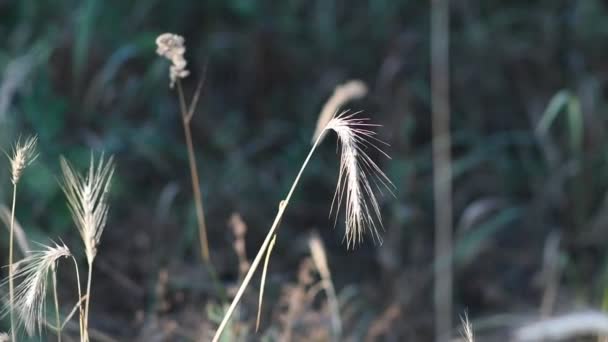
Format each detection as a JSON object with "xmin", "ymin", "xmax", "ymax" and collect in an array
[{"xmin": 1, "ymin": 0, "xmax": 608, "ymax": 339}]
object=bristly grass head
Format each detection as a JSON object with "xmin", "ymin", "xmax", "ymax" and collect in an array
[
  {"xmin": 1, "ymin": 242, "xmax": 71, "ymax": 336},
  {"xmin": 312, "ymin": 80, "xmax": 368, "ymax": 143},
  {"xmin": 7, "ymin": 135, "xmax": 38, "ymax": 185},
  {"xmin": 60, "ymin": 153, "xmax": 115, "ymax": 264},
  {"xmin": 460, "ymin": 313, "xmax": 474, "ymax": 342},
  {"xmin": 318, "ymin": 111, "xmax": 393, "ymax": 248}
]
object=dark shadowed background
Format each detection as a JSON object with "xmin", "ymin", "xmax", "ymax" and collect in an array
[{"xmin": 2, "ymin": 1, "xmax": 608, "ymax": 341}]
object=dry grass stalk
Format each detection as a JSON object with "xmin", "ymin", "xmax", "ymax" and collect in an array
[
  {"xmin": 514, "ymin": 311, "xmax": 608, "ymax": 341},
  {"xmin": 255, "ymin": 234, "xmax": 276, "ymax": 331},
  {"xmin": 155, "ymin": 33, "xmax": 212, "ymax": 266},
  {"xmin": 61, "ymin": 153, "xmax": 115, "ymax": 342},
  {"xmin": 309, "ymin": 233, "xmax": 341, "ymax": 341},
  {"xmin": 212, "ymin": 110, "xmax": 391, "ymax": 341},
  {"xmin": 5, "ymin": 135, "xmax": 37, "ymax": 341}
]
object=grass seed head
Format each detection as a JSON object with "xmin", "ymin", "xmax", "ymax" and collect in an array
[
  {"xmin": 313, "ymin": 80, "xmax": 368, "ymax": 143},
  {"xmin": 60, "ymin": 153, "xmax": 115, "ymax": 264},
  {"xmin": 8, "ymin": 135, "xmax": 38, "ymax": 185},
  {"xmin": 321, "ymin": 111, "xmax": 393, "ymax": 248},
  {"xmin": 460, "ymin": 313, "xmax": 474, "ymax": 342},
  {"xmin": 1, "ymin": 243, "xmax": 71, "ymax": 336}
]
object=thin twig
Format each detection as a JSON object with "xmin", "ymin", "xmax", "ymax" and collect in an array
[
  {"xmin": 61, "ymin": 295, "xmax": 88, "ymax": 330},
  {"xmin": 176, "ymin": 79, "xmax": 210, "ymax": 264},
  {"xmin": 186, "ymin": 60, "xmax": 208, "ymax": 123}
]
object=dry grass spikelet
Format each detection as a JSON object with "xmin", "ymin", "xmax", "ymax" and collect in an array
[
  {"xmin": 60, "ymin": 153, "xmax": 115, "ymax": 264},
  {"xmin": 460, "ymin": 313, "xmax": 474, "ymax": 342},
  {"xmin": 155, "ymin": 33, "xmax": 190, "ymax": 88},
  {"xmin": 7, "ymin": 135, "xmax": 38, "ymax": 185},
  {"xmin": 313, "ymin": 80, "xmax": 368, "ymax": 143},
  {"xmin": 320, "ymin": 111, "xmax": 393, "ymax": 248},
  {"xmin": 1, "ymin": 243, "xmax": 71, "ymax": 336}
]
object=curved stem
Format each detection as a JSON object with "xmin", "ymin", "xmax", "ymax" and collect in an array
[
  {"xmin": 212, "ymin": 136, "xmax": 324, "ymax": 342},
  {"xmin": 8, "ymin": 184, "xmax": 17, "ymax": 341},
  {"xmin": 71, "ymin": 256, "xmax": 84, "ymax": 342},
  {"xmin": 52, "ymin": 267, "xmax": 62, "ymax": 342}
]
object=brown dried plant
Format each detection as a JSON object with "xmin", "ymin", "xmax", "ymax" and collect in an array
[{"xmin": 155, "ymin": 32, "xmax": 212, "ymax": 266}]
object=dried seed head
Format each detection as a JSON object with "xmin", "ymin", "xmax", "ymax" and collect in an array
[
  {"xmin": 60, "ymin": 153, "xmax": 115, "ymax": 264},
  {"xmin": 318, "ymin": 111, "xmax": 393, "ymax": 248},
  {"xmin": 313, "ymin": 80, "xmax": 368, "ymax": 143},
  {"xmin": 156, "ymin": 33, "xmax": 190, "ymax": 88},
  {"xmin": 308, "ymin": 234, "xmax": 330, "ymax": 279},
  {"xmin": 460, "ymin": 313, "xmax": 474, "ymax": 342},
  {"xmin": 1, "ymin": 243, "xmax": 71, "ymax": 336},
  {"xmin": 8, "ymin": 136, "xmax": 38, "ymax": 185}
]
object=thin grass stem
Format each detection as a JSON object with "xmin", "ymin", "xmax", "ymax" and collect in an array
[
  {"xmin": 52, "ymin": 267, "xmax": 61, "ymax": 342},
  {"xmin": 176, "ymin": 80, "xmax": 210, "ymax": 264},
  {"xmin": 8, "ymin": 184, "xmax": 17, "ymax": 342},
  {"xmin": 212, "ymin": 136, "xmax": 323, "ymax": 342},
  {"xmin": 175, "ymin": 80, "xmax": 226, "ymax": 301},
  {"xmin": 71, "ymin": 257, "xmax": 84, "ymax": 342},
  {"xmin": 83, "ymin": 262, "xmax": 93, "ymax": 342}
]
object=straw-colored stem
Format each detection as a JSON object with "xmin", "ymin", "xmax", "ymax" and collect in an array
[
  {"xmin": 83, "ymin": 261, "xmax": 93, "ymax": 342},
  {"xmin": 212, "ymin": 136, "xmax": 323, "ymax": 342},
  {"xmin": 176, "ymin": 80, "xmax": 210, "ymax": 264},
  {"xmin": 71, "ymin": 257, "xmax": 84, "ymax": 342},
  {"xmin": 52, "ymin": 267, "xmax": 62, "ymax": 342},
  {"xmin": 8, "ymin": 184, "xmax": 17, "ymax": 342}
]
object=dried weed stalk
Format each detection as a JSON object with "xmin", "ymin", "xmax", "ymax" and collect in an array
[
  {"xmin": 4, "ymin": 135, "xmax": 37, "ymax": 341},
  {"xmin": 61, "ymin": 153, "xmax": 114, "ymax": 342},
  {"xmin": 212, "ymin": 108, "xmax": 392, "ymax": 341},
  {"xmin": 155, "ymin": 32, "xmax": 212, "ymax": 265}
]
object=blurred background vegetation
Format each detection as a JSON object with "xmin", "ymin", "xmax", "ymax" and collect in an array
[{"xmin": 2, "ymin": 0, "xmax": 608, "ymax": 340}]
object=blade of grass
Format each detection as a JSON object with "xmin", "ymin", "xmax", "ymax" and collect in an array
[{"xmin": 256, "ymin": 233, "xmax": 277, "ymax": 332}]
